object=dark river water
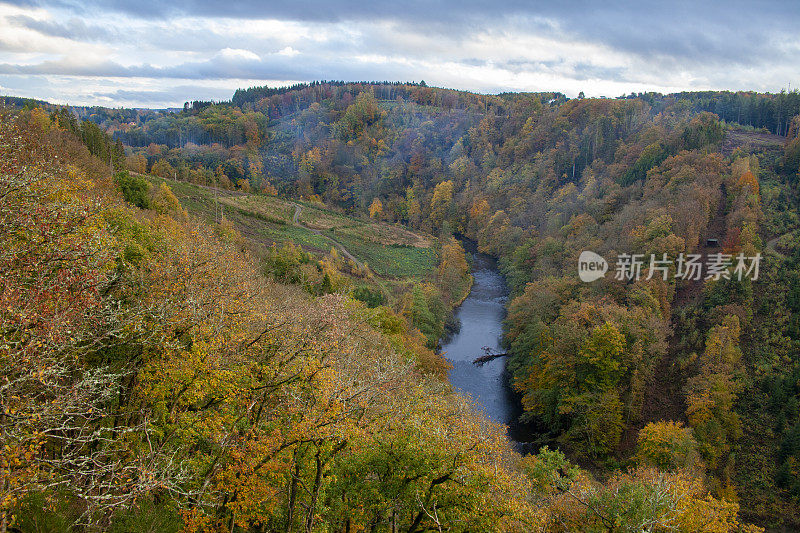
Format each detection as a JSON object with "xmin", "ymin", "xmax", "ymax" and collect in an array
[{"xmin": 441, "ymin": 251, "xmax": 527, "ymax": 442}]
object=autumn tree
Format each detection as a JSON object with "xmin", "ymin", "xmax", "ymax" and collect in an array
[
  {"xmin": 429, "ymin": 180, "xmax": 454, "ymax": 229},
  {"xmin": 125, "ymin": 152, "xmax": 148, "ymax": 174},
  {"xmin": 437, "ymin": 237, "xmax": 471, "ymax": 305},
  {"xmin": 368, "ymin": 197, "xmax": 383, "ymax": 219},
  {"xmin": 637, "ymin": 421, "xmax": 702, "ymax": 472},
  {"xmin": 150, "ymin": 158, "xmax": 175, "ymax": 179},
  {"xmin": 685, "ymin": 315, "xmax": 744, "ymax": 493}
]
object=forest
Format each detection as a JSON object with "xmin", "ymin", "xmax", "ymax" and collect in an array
[{"xmin": 2, "ymin": 81, "xmax": 800, "ymax": 532}]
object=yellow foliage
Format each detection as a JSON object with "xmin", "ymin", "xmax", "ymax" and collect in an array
[
  {"xmin": 27, "ymin": 107, "xmax": 52, "ymax": 132},
  {"xmin": 637, "ymin": 420, "xmax": 702, "ymax": 472},
  {"xmin": 685, "ymin": 315, "xmax": 744, "ymax": 471},
  {"xmin": 438, "ymin": 237, "xmax": 471, "ymax": 305},
  {"xmin": 126, "ymin": 152, "xmax": 148, "ymax": 174},
  {"xmin": 368, "ymin": 197, "xmax": 383, "ymax": 219},
  {"xmin": 430, "ymin": 179, "xmax": 454, "ymax": 225},
  {"xmin": 0, "ymin": 108, "xmax": 759, "ymax": 533},
  {"xmin": 152, "ymin": 182, "xmax": 187, "ymax": 221}
]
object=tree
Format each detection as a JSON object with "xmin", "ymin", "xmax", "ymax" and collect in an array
[
  {"xmin": 150, "ymin": 158, "xmax": 174, "ymax": 179},
  {"xmin": 334, "ymin": 91, "xmax": 382, "ymax": 141},
  {"xmin": 685, "ymin": 315, "xmax": 743, "ymax": 472},
  {"xmin": 151, "ymin": 182, "xmax": 187, "ymax": 221},
  {"xmin": 1, "ymin": 85, "xmax": 775, "ymax": 532},
  {"xmin": 403, "ymin": 283, "xmax": 446, "ymax": 348},
  {"xmin": 577, "ymin": 322, "xmax": 626, "ymax": 392},
  {"xmin": 125, "ymin": 152, "xmax": 148, "ymax": 174},
  {"xmin": 637, "ymin": 421, "xmax": 702, "ymax": 472},
  {"xmin": 429, "ymin": 180, "xmax": 454, "ymax": 228},
  {"xmin": 437, "ymin": 238, "xmax": 471, "ymax": 304},
  {"xmin": 561, "ymin": 389, "xmax": 624, "ymax": 457},
  {"xmin": 368, "ymin": 197, "xmax": 383, "ymax": 219},
  {"xmin": 523, "ymin": 449, "xmax": 750, "ymax": 532},
  {"xmin": 0, "ymin": 110, "xmax": 162, "ymax": 529},
  {"xmin": 115, "ymin": 170, "xmax": 152, "ymax": 209}
]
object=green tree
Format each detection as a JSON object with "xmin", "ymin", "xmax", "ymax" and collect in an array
[{"xmin": 114, "ymin": 170, "xmax": 151, "ymax": 209}]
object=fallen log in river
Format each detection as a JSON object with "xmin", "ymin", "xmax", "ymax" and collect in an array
[{"xmin": 472, "ymin": 350, "xmax": 509, "ymax": 365}]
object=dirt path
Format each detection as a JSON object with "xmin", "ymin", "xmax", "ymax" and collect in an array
[
  {"xmin": 765, "ymin": 235, "xmax": 787, "ymax": 258},
  {"xmin": 292, "ymin": 204, "xmax": 365, "ymax": 269}
]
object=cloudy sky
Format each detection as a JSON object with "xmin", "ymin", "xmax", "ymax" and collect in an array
[{"xmin": 0, "ymin": 0, "xmax": 798, "ymax": 108}]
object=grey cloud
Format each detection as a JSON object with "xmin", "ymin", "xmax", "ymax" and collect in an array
[
  {"xmin": 2, "ymin": 0, "xmax": 799, "ymax": 107},
  {"xmin": 0, "ymin": 59, "xmax": 136, "ymax": 77},
  {"xmin": 9, "ymin": 0, "xmax": 800, "ymax": 72},
  {"xmin": 570, "ymin": 63, "xmax": 627, "ymax": 82},
  {"xmin": 13, "ymin": 0, "xmax": 535, "ymax": 23},
  {"xmin": 0, "ymin": 51, "xmax": 421, "ymax": 83},
  {"xmin": 496, "ymin": 58, "xmax": 562, "ymax": 74},
  {"xmin": 8, "ymin": 15, "xmax": 120, "ymax": 41}
]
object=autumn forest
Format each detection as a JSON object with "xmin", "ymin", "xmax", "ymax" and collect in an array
[{"xmin": 3, "ymin": 81, "xmax": 800, "ymax": 532}]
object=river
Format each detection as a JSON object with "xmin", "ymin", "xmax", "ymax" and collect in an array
[{"xmin": 441, "ymin": 250, "xmax": 527, "ymax": 443}]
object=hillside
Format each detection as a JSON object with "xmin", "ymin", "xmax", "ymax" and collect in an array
[{"xmin": 5, "ymin": 81, "xmax": 800, "ymax": 531}]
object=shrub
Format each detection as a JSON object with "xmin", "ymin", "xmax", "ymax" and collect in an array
[
  {"xmin": 637, "ymin": 421, "xmax": 702, "ymax": 471},
  {"xmin": 114, "ymin": 170, "xmax": 151, "ymax": 209}
]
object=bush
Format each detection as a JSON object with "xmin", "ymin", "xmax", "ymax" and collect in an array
[
  {"xmin": 114, "ymin": 170, "xmax": 151, "ymax": 209},
  {"xmin": 264, "ymin": 241, "xmax": 311, "ymax": 284},
  {"xmin": 10, "ymin": 491, "xmax": 81, "ymax": 533},
  {"xmin": 351, "ymin": 285, "xmax": 386, "ymax": 308},
  {"xmin": 637, "ymin": 421, "xmax": 702, "ymax": 471}
]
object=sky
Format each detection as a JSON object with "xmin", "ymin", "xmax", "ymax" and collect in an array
[{"xmin": 0, "ymin": 0, "xmax": 798, "ymax": 108}]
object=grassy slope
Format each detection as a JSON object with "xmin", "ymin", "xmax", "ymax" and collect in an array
[{"xmin": 152, "ymin": 177, "xmax": 438, "ymax": 279}]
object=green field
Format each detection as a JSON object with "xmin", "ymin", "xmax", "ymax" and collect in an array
[{"xmin": 331, "ymin": 233, "xmax": 437, "ymax": 278}]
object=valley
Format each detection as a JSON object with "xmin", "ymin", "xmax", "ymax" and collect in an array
[{"xmin": 3, "ymin": 82, "xmax": 800, "ymax": 531}]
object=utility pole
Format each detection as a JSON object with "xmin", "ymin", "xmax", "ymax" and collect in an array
[{"xmin": 214, "ymin": 171, "xmax": 219, "ymax": 223}]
